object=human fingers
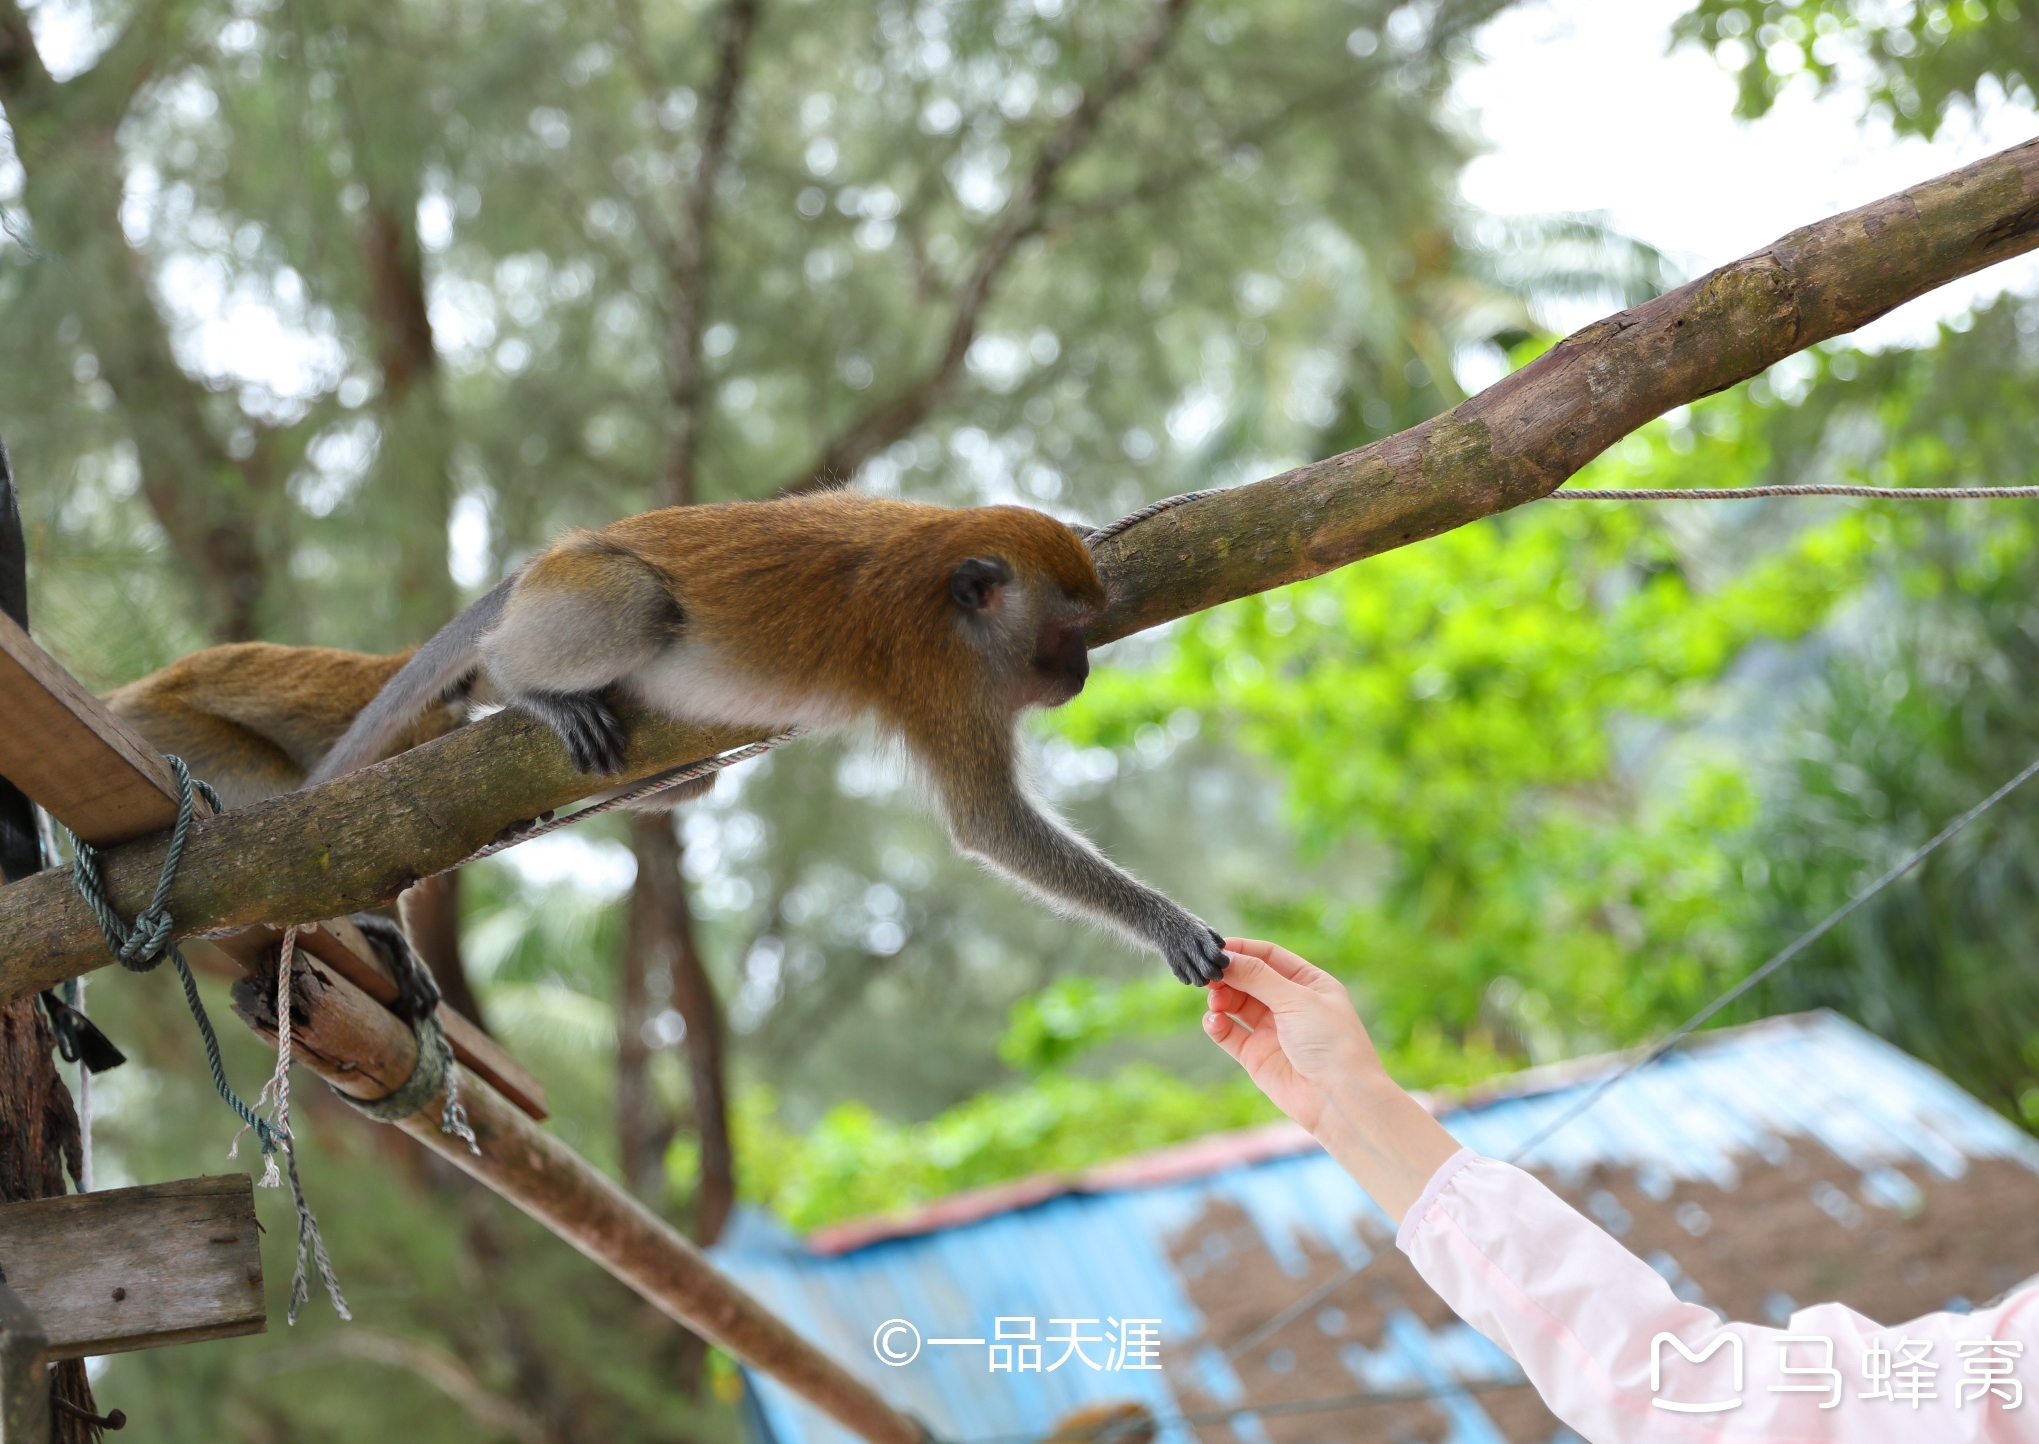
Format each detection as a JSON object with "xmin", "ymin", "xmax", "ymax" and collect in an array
[
  {"xmin": 1225, "ymin": 938, "xmax": 1330, "ymax": 986},
  {"xmin": 1215, "ymin": 950, "xmax": 1319, "ymax": 1012},
  {"xmin": 1203, "ymin": 1007, "xmax": 1242, "ymax": 1049},
  {"xmin": 1205, "ymin": 1005, "xmax": 1291, "ymax": 1082},
  {"xmin": 1206, "ymin": 980, "xmax": 1274, "ymax": 1032}
]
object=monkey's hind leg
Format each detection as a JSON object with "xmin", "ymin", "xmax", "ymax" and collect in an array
[
  {"xmin": 516, "ymin": 690, "xmax": 634, "ymax": 776},
  {"xmin": 482, "ymin": 537, "xmax": 684, "ymax": 778},
  {"xmin": 350, "ymin": 914, "xmax": 444, "ymax": 1023}
]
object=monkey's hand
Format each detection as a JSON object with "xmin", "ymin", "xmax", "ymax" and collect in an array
[
  {"xmin": 1157, "ymin": 910, "xmax": 1229, "ymax": 986},
  {"xmin": 517, "ymin": 690, "xmax": 631, "ymax": 775}
]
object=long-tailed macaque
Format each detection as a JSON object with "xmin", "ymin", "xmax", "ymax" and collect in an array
[{"xmin": 306, "ymin": 494, "xmax": 1228, "ymax": 984}]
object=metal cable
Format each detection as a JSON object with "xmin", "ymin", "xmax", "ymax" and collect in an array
[
  {"xmin": 1550, "ymin": 484, "xmax": 2039, "ymax": 500},
  {"xmin": 443, "ymin": 731, "xmax": 802, "ymax": 873},
  {"xmin": 1504, "ymin": 750, "xmax": 2039, "ymax": 1164}
]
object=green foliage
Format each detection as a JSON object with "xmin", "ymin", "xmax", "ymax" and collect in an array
[
  {"xmin": 1051, "ymin": 377, "xmax": 1880, "ymax": 1080},
  {"xmin": 1726, "ymin": 299, "xmax": 2039, "ymax": 1119},
  {"xmin": 998, "ymin": 974, "xmax": 1206, "ymax": 1072},
  {"xmin": 1673, "ymin": 0, "xmax": 2036, "ymax": 135},
  {"xmin": 731, "ymin": 1066, "xmax": 1278, "ymax": 1231}
]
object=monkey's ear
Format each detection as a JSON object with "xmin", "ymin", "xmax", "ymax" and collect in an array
[{"xmin": 949, "ymin": 556, "xmax": 1013, "ymax": 612}]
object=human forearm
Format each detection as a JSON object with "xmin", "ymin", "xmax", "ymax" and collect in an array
[{"xmin": 1314, "ymin": 1058, "xmax": 1463, "ymax": 1225}]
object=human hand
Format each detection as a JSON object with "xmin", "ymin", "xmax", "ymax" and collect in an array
[{"xmin": 1202, "ymin": 938, "xmax": 1385, "ymax": 1136}]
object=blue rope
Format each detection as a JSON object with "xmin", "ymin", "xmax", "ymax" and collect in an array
[{"xmin": 63, "ymin": 755, "xmax": 349, "ymax": 1323}]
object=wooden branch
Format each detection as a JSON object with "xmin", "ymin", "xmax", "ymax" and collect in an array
[
  {"xmin": 0, "ymin": 1175, "xmax": 265, "ymax": 1358},
  {"xmin": 1087, "ymin": 137, "xmax": 2039, "ymax": 643},
  {"xmin": 4, "ymin": 138, "xmax": 2039, "ymax": 992},
  {"xmin": 0, "ymin": 611, "xmax": 212, "ymax": 846},
  {"xmin": 228, "ymin": 949, "xmax": 922, "ymax": 1444},
  {"xmin": 199, "ymin": 920, "xmax": 549, "ymax": 1120},
  {"xmin": 778, "ymin": 0, "xmax": 1192, "ymax": 494}
]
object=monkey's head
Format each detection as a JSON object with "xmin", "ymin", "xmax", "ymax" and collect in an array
[{"xmin": 944, "ymin": 507, "xmax": 1106, "ymax": 711}]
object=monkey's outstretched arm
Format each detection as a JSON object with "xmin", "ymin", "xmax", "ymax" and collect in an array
[{"xmin": 936, "ymin": 750, "xmax": 1227, "ymax": 985}]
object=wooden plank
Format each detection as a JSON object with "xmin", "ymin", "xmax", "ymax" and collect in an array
[
  {"xmin": 0, "ymin": 1176, "xmax": 264, "ymax": 1359},
  {"xmin": 210, "ymin": 920, "xmax": 549, "ymax": 1121},
  {"xmin": 0, "ymin": 613, "xmax": 209, "ymax": 847}
]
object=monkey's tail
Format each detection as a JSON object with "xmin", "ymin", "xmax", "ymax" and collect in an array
[{"xmin": 302, "ymin": 577, "xmax": 514, "ymax": 789}]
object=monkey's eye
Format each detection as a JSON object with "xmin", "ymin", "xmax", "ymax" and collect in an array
[{"xmin": 949, "ymin": 556, "xmax": 1013, "ymax": 612}]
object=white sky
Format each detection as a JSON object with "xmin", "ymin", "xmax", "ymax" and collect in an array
[{"xmin": 1456, "ymin": 0, "xmax": 2039, "ymax": 346}]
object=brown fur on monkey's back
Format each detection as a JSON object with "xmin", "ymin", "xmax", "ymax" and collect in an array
[
  {"xmin": 590, "ymin": 493, "xmax": 1105, "ymax": 700},
  {"xmin": 103, "ymin": 642, "xmax": 465, "ymax": 808}
]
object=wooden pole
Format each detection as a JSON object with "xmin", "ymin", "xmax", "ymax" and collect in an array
[{"xmin": 227, "ymin": 948, "xmax": 923, "ymax": 1444}]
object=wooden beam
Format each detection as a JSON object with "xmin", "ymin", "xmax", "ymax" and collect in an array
[
  {"xmin": 0, "ymin": 612, "xmax": 209, "ymax": 847},
  {"xmin": 204, "ymin": 919, "xmax": 549, "ymax": 1121},
  {"xmin": 228, "ymin": 955, "xmax": 923, "ymax": 1444},
  {"xmin": 0, "ymin": 1176, "xmax": 264, "ymax": 1359}
]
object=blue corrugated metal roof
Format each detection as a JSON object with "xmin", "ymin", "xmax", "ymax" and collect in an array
[{"xmin": 713, "ymin": 1011, "xmax": 2039, "ymax": 1444}]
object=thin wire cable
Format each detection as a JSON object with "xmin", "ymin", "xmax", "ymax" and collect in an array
[
  {"xmin": 1221, "ymin": 1260, "xmax": 1366, "ymax": 1361},
  {"xmin": 441, "ymin": 731, "xmax": 800, "ymax": 873},
  {"xmin": 1550, "ymin": 484, "xmax": 2039, "ymax": 500},
  {"xmin": 1505, "ymin": 751, "xmax": 2039, "ymax": 1165},
  {"xmin": 1083, "ymin": 488, "xmax": 1223, "ymax": 545}
]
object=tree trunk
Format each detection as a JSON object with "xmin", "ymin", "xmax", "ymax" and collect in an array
[
  {"xmin": 616, "ymin": 817, "xmax": 677, "ymax": 1204},
  {"xmin": 620, "ymin": 812, "xmax": 733, "ymax": 1395},
  {"xmin": 620, "ymin": 813, "xmax": 734, "ymax": 1242}
]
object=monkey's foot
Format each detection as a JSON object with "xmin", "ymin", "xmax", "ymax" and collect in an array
[
  {"xmin": 520, "ymin": 691, "xmax": 630, "ymax": 775},
  {"xmin": 1159, "ymin": 918, "xmax": 1229, "ymax": 986},
  {"xmin": 350, "ymin": 914, "xmax": 444, "ymax": 1024}
]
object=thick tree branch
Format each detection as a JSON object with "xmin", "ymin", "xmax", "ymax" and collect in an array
[
  {"xmin": 5, "ymin": 137, "xmax": 2039, "ymax": 987},
  {"xmin": 779, "ymin": 0, "xmax": 1192, "ymax": 495},
  {"xmin": 1088, "ymin": 136, "xmax": 2039, "ymax": 642}
]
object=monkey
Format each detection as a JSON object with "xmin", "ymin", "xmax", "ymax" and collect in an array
[
  {"xmin": 100, "ymin": 642, "xmax": 462, "ymax": 1021},
  {"xmin": 306, "ymin": 492, "xmax": 1230, "ymax": 985},
  {"xmin": 102, "ymin": 642, "xmax": 469, "ymax": 809}
]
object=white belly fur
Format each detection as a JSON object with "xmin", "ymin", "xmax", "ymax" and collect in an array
[{"xmin": 626, "ymin": 639, "xmax": 860, "ymax": 733}]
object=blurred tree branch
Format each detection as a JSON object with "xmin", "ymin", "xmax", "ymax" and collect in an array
[
  {"xmin": 778, "ymin": 0, "xmax": 1193, "ymax": 495},
  {"xmin": 616, "ymin": 0, "xmax": 761, "ymax": 509}
]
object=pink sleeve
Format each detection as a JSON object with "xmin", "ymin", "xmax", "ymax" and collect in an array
[{"xmin": 1396, "ymin": 1149, "xmax": 2039, "ymax": 1442}]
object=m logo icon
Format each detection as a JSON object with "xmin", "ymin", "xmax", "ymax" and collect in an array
[{"xmin": 1651, "ymin": 1332, "xmax": 1744, "ymax": 1413}]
